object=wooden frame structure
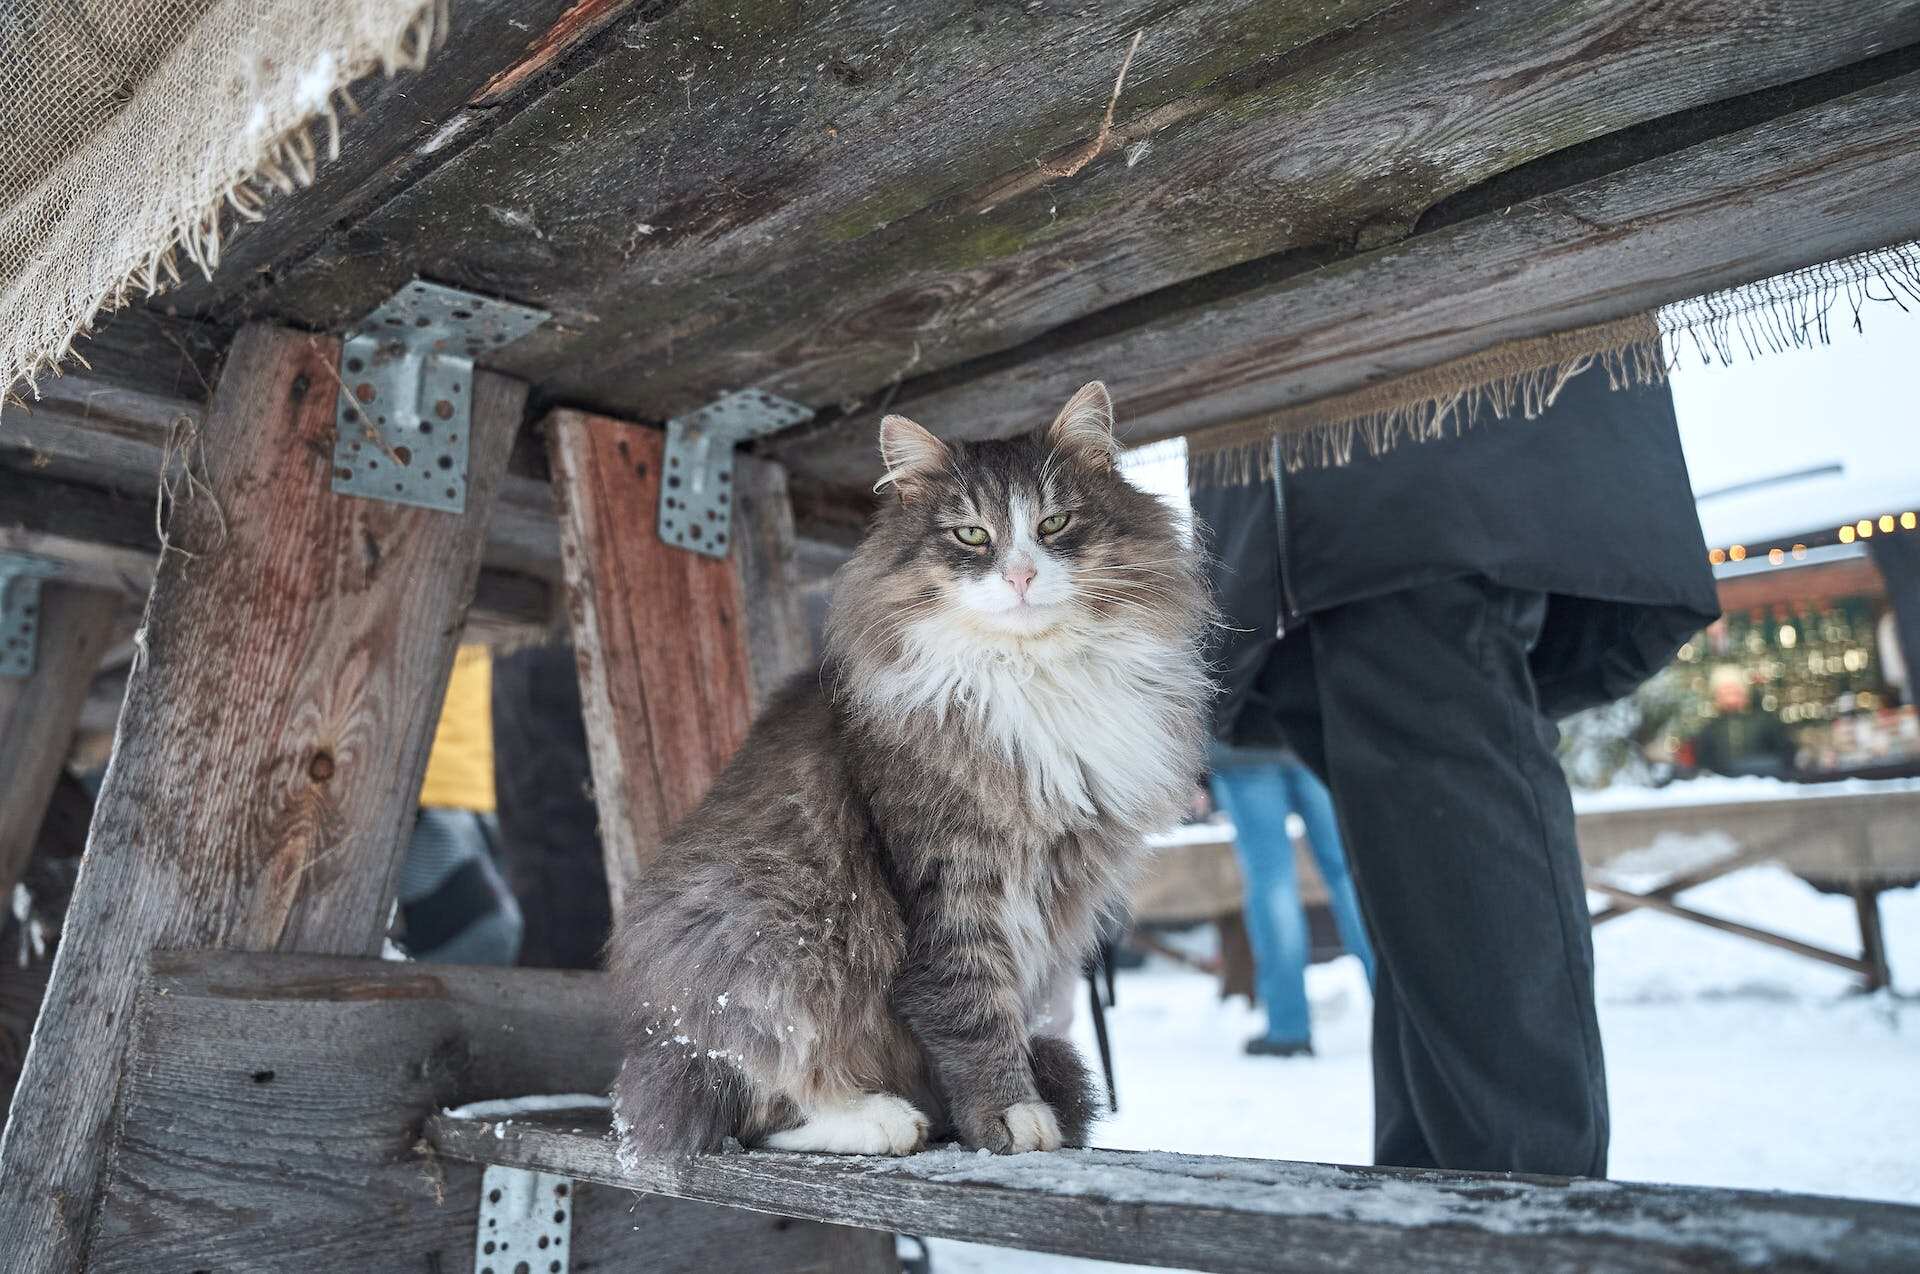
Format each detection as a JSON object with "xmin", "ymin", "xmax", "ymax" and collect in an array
[{"xmin": 5, "ymin": 2, "xmax": 1920, "ymax": 1269}]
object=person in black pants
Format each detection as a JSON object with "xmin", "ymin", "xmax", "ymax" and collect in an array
[
  {"xmin": 490, "ymin": 642, "xmax": 614, "ymax": 971},
  {"xmin": 1193, "ymin": 368, "xmax": 1719, "ymax": 1177}
]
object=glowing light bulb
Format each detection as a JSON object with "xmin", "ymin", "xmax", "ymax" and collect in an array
[
  {"xmin": 1880, "ymin": 515, "xmax": 1895, "ymax": 533},
  {"xmin": 1839, "ymin": 525, "xmax": 1856, "ymax": 544},
  {"xmin": 1857, "ymin": 519, "xmax": 1874, "ymax": 538},
  {"xmin": 1708, "ymin": 548, "xmax": 1726, "ymax": 564},
  {"xmin": 1768, "ymin": 548, "xmax": 1784, "ymax": 565},
  {"xmin": 1728, "ymin": 545, "xmax": 1746, "ymax": 562},
  {"xmin": 1903, "ymin": 511, "xmax": 1917, "ymax": 531}
]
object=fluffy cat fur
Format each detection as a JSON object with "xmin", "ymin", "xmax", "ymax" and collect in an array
[{"xmin": 609, "ymin": 382, "xmax": 1211, "ymax": 1157}]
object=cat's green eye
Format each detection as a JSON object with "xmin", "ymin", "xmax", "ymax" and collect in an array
[
  {"xmin": 1038, "ymin": 512, "xmax": 1071, "ymax": 536},
  {"xmin": 953, "ymin": 525, "xmax": 991, "ymax": 546}
]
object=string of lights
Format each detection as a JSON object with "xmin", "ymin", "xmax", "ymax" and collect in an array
[{"xmin": 1706, "ymin": 509, "xmax": 1918, "ymax": 566}]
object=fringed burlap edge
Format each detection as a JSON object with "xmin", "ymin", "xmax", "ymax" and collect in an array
[
  {"xmin": 1188, "ymin": 238, "xmax": 1920, "ymax": 486},
  {"xmin": 1, "ymin": 1, "xmax": 450, "ymax": 401}
]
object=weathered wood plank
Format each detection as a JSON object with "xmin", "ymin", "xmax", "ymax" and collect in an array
[
  {"xmin": 152, "ymin": 0, "xmax": 652, "ymax": 317},
  {"xmin": 92, "ymin": 951, "xmax": 894, "ymax": 1274},
  {"xmin": 780, "ymin": 62, "xmax": 1920, "ymax": 491},
  {"xmin": 0, "ymin": 471, "xmax": 164, "ymax": 597},
  {"xmin": 432, "ymin": 1109, "xmax": 1920, "ymax": 1274},
  {"xmin": 547, "ymin": 410, "xmax": 755, "ymax": 915},
  {"xmin": 1, "ymin": 376, "xmax": 565, "ymax": 582},
  {"xmin": 0, "ymin": 325, "xmax": 526, "ymax": 1273},
  {"xmin": 0, "ymin": 463, "xmax": 555, "ymax": 633},
  {"xmin": 245, "ymin": 1, "xmax": 1920, "ymax": 429},
  {"xmin": 0, "ymin": 585, "xmax": 120, "ymax": 906},
  {"xmin": 734, "ymin": 454, "xmax": 813, "ymax": 707},
  {"xmin": 36, "ymin": 310, "xmax": 225, "ymax": 405}
]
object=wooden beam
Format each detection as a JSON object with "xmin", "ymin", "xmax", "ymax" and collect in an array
[
  {"xmin": 150, "ymin": 1, "xmax": 652, "ymax": 318},
  {"xmin": 781, "ymin": 64, "xmax": 1920, "ymax": 487},
  {"xmin": 0, "ymin": 466, "xmax": 555, "ymax": 633},
  {"xmin": 243, "ymin": 2, "xmax": 1919, "ymax": 430},
  {"xmin": 430, "ymin": 1108, "xmax": 1920, "ymax": 1274},
  {"xmin": 0, "ymin": 325, "xmax": 526, "ymax": 1273},
  {"xmin": 92, "ymin": 950, "xmax": 892, "ymax": 1274},
  {"xmin": 2, "ymin": 376, "xmax": 565, "ymax": 583},
  {"xmin": 546, "ymin": 411, "xmax": 755, "ymax": 915},
  {"xmin": 0, "ymin": 585, "xmax": 120, "ymax": 905},
  {"xmin": 733, "ymin": 454, "xmax": 814, "ymax": 707}
]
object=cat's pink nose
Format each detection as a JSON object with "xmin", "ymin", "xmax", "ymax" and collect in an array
[{"xmin": 1003, "ymin": 561, "xmax": 1037, "ymax": 600}]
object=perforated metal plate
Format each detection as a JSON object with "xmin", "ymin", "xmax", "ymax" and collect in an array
[
  {"xmin": 331, "ymin": 281, "xmax": 548, "ymax": 513},
  {"xmin": 475, "ymin": 1165, "xmax": 573, "ymax": 1274},
  {"xmin": 0, "ymin": 553, "xmax": 58, "ymax": 678},
  {"xmin": 659, "ymin": 388, "xmax": 814, "ymax": 557}
]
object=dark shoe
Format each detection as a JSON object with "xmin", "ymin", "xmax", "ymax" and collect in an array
[{"xmin": 1245, "ymin": 1036, "xmax": 1314, "ymax": 1058}]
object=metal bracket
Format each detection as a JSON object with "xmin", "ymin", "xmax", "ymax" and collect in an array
[
  {"xmin": 332, "ymin": 280, "xmax": 548, "ymax": 513},
  {"xmin": 0, "ymin": 553, "xmax": 59, "ymax": 679},
  {"xmin": 475, "ymin": 1165, "xmax": 573, "ymax": 1274},
  {"xmin": 659, "ymin": 389, "xmax": 813, "ymax": 557}
]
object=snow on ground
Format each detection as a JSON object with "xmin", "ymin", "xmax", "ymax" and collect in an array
[{"xmin": 926, "ymin": 863, "xmax": 1920, "ymax": 1273}]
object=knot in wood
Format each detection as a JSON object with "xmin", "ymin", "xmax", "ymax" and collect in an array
[{"xmin": 308, "ymin": 751, "xmax": 336, "ymax": 783}]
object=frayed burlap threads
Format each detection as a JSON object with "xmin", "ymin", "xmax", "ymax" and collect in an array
[
  {"xmin": 0, "ymin": 0, "xmax": 449, "ymax": 398},
  {"xmin": 1186, "ymin": 313, "xmax": 1662, "ymax": 484},
  {"xmin": 1187, "ymin": 239, "xmax": 1920, "ymax": 486}
]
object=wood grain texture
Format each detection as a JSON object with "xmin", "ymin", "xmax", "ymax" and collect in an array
[
  {"xmin": 546, "ymin": 411, "xmax": 755, "ymax": 915},
  {"xmin": 154, "ymin": 0, "xmax": 654, "ymax": 316},
  {"xmin": 0, "ymin": 584, "xmax": 120, "ymax": 905},
  {"xmin": 0, "ymin": 325, "xmax": 525, "ymax": 1274},
  {"xmin": 244, "ymin": 1, "xmax": 1920, "ymax": 428},
  {"xmin": 1, "ymin": 376, "xmax": 565, "ymax": 583},
  {"xmin": 433, "ymin": 1109, "xmax": 1920, "ymax": 1274},
  {"xmin": 91, "ymin": 951, "xmax": 894, "ymax": 1274},
  {"xmin": 733, "ymin": 454, "xmax": 814, "ymax": 708},
  {"xmin": 780, "ymin": 63, "xmax": 1920, "ymax": 489},
  {"xmin": 0, "ymin": 462, "xmax": 555, "ymax": 632}
]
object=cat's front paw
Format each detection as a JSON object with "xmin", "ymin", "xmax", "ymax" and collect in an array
[{"xmin": 963, "ymin": 1100, "xmax": 1063, "ymax": 1154}]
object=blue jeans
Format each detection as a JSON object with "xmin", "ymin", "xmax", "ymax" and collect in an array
[{"xmin": 1209, "ymin": 757, "xmax": 1376, "ymax": 1045}]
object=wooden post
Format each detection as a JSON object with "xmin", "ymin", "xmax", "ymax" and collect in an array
[
  {"xmin": 0, "ymin": 325, "xmax": 526, "ymax": 1272},
  {"xmin": 1853, "ymin": 883, "xmax": 1891, "ymax": 992},
  {"xmin": 0, "ymin": 583, "xmax": 120, "ymax": 904},
  {"xmin": 733, "ymin": 454, "xmax": 813, "ymax": 707},
  {"xmin": 545, "ymin": 411, "xmax": 754, "ymax": 916}
]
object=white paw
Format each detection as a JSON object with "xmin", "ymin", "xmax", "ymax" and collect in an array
[
  {"xmin": 1002, "ymin": 1100, "xmax": 1063, "ymax": 1153},
  {"xmin": 763, "ymin": 1092, "xmax": 930, "ymax": 1156}
]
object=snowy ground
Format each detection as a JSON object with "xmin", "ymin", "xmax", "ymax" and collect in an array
[{"xmin": 927, "ymin": 861, "xmax": 1920, "ymax": 1273}]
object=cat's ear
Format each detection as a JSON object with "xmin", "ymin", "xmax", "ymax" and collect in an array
[
  {"xmin": 1048, "ymin": 381, "xmax": 1118, "ymax": 471},
  {"xmin": 875, "ymin": 413, "xmax": 951, "ymax": 501}
]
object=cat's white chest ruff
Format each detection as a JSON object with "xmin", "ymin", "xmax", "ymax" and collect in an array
[
  {"xmin": 977, "ymin": 649, "xmax": 1183, "ymax": 818},
  {"xmin": 869, "ymin": 623, "xmax": 1199, "ymax": 825}
]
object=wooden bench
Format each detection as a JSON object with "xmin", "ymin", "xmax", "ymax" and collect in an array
[
  {"xmin": 429, "ymin": 1109, "xmax": 1920, "ymax": 1274},
  {"xmin": 1576, "ymin": 782, "xmax": 1920, "ymax": 989},
  {"xmin": 95, "ymin": 950, "xmax": 1920, "ymax": 1274}
]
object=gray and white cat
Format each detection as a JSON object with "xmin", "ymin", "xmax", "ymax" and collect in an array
[{"xmin": 609, "ymin": 382, "xmax": 1211, "ymax": 1157}]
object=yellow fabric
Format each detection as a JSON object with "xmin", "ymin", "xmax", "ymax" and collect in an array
[{"xmin": 418, "ymin": 645, "xmax": 496, "ymax": 813}]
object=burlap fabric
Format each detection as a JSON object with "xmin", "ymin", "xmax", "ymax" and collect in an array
[
  {"xmin": 1186, "ymin": 238, "xmax": 1920, "ymax": 481},
  {"xmin": 0, "ymin": 0, "xmax": 443, "ymax": 395}
]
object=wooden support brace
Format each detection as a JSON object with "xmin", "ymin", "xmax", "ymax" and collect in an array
[
  {"xmin": 545, "ymin": 410, "xmax": 756, "ymax": 914},
  {"xmin": 0, "ymin": 584, "xmax": 120, "ymax": 906},
  {"xmin": 0, "ymin": 325, "xmax": 527, "ymax": 1273},
  {"xmin": 733, "ymin": 453, "xmax": 814, "ymax": 708}
]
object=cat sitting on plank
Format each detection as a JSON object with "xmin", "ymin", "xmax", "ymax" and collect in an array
[{"xmin": 610, "ymin": 382, "xmax": 1211, "ymax": 1157}]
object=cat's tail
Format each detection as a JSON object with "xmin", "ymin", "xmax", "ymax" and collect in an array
[
  {"xmin": 612, "ymin": 1036, "xmax": 795, "ymax": 1155},
  {"xmin": 1029, "ymin": 1034, "xmax": 1100, "ymax": 1147}
]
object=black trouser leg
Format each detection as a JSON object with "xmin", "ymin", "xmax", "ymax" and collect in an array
[{"xmin": 1266, "ymin": 577, "xmax": 1608, "ymax": 1176}]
